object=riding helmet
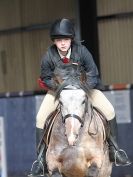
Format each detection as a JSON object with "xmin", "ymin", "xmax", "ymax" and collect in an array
[{"xmin": 50, "ymin": 18, "xmax": 75, "ymax": 40}]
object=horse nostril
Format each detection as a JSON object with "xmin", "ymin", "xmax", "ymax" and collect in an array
[{"xmin": 75, "ymin": 134, "xmax": 78, "ymax": 139}]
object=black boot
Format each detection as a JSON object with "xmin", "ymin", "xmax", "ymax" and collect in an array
[
  {"xmin": 28, "ymin": 128, "xmax": 48, "ymax": 177},
  {"xmin": 107, "ymin": 118, "xmax": 131, "ymax": 166}
]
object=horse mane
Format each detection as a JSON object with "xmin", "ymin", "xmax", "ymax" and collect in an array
[
  {"xmin": 53, "ymin": 64, "xmax": 89, "ymax": 100},
  {"xmin": 54, "ymin": 64, "xmax": 82, "ymax": 80}
]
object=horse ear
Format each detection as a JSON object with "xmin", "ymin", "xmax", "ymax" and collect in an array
[
  {"xmin": 80, "ymin": 71, "xmax": 87, "ymax": 83},
  {"xmin": 53, "ymin": 74, "xmax": 64, "ymax": 85}
]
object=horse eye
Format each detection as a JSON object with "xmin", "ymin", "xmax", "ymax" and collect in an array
[
  {"xmin": 82, "ymin": 100, "xmax": 85, "ymax": 104},
  {"xmin": 59, "ymin": 101, "xmax": 63, "ymax": 106}
]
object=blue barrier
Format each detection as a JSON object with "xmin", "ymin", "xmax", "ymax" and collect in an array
[{"xmin": 0, "ymin": 96, "xmax": 37, "ymax": 176}]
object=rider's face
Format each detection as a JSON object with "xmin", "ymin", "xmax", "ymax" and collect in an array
[{"xmin": 54, "ymin": 38, "xmax": 72, "ymax": 54}]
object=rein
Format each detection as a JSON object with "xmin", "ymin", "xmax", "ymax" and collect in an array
[{"xmin": 88, "ymin": 106, "xmax": 99, "ymax": 135}]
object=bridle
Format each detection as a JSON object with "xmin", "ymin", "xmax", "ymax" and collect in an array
[
  {"xmin": 62, "ymin": 114, "xmax": 84, "ymax": 127},
  {"xmin": 60, "ymin": 87, "xmax": 88, "ymax": 127}
]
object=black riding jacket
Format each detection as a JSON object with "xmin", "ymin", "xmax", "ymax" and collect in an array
[{"xmin": 40, "ymin": 41, "xmax": 102, "ymax": 90}]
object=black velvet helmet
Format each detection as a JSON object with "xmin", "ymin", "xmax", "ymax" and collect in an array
[{"xmin": 50, "ymin": 18, "xmax": 75, "ymax": 40}]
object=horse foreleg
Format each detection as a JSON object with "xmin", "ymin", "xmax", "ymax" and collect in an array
[
  {"xmin": 51, "ymin": 169, "xmax": 62, "ymax": 177},
  {"xmin": 86, "ymin": 163, "xmax": 99, "ymax": 177}
]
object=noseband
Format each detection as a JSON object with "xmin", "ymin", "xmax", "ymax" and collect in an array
[{"xmin": 62, "ymin": 114, "xmax": 84, "ymax": 127}]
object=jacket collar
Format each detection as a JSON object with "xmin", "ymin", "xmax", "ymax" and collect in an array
[{"xmin": 50, "ymin": 43, "xmax": 81, "ymax": 63}]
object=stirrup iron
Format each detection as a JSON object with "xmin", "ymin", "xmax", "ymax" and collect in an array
[
  {"xmin": 28, "ymin": 145, "xmax": 45, "ymax": 177},
  {"xmin": 31, "ymin": 160, "xmax": 44, "ymax": 176},
  {"xmin": 115, "ymin": 149, "xmax": 130, "ymax": 166}
]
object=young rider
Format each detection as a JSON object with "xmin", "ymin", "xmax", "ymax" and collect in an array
[{"xmin": 29, "ymin": 18, "xmax": 131, "ymax": 177}]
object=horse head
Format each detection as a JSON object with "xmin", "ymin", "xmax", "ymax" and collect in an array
[{"xmin": 53, "ymin": 64, "xmax": 89, "ymax": 146}]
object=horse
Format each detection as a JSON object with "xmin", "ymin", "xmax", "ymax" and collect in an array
[{"xmin": 45, "ymin": 64, "xmax": 113, "ymax": 177}]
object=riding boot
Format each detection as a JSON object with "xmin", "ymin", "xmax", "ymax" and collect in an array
[
  {"xmin": 107, "ymin": 118, "xmax": 131, "ymax": 166},
  {"xmin": 28, "ymin": 128, "xmax": 48, "ymax": 177}
]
